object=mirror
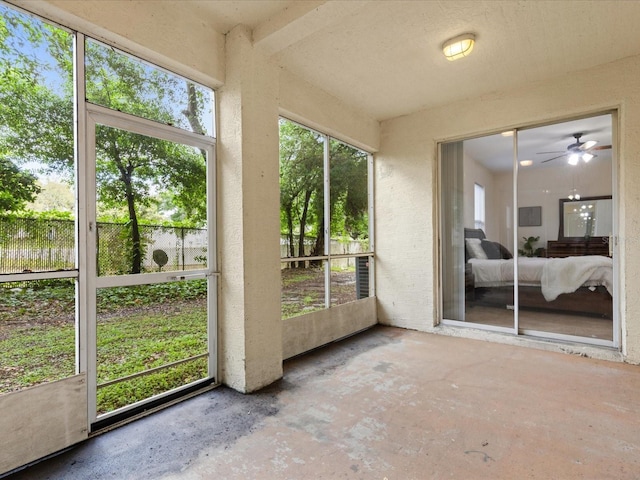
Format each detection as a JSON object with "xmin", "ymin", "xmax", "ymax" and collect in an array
[{"xmin": 559, "ymin": 195, "xmax": 612, "ymax": 241}]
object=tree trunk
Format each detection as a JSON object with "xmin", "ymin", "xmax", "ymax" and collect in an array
[
  {"xmin": 182, "ymin": 82, "xmax": 207, "ymax": 161},
  {"xmin": 311, "ymin": 218, "xmax": 324, "ymax": 267},
  {"xmin": 124, "ymin": 174, "xmax": 142, "ymax": 274},
  {"xmin": 111, "ymin": 144, "xmax": 143, "ymax": 275},
  {"xmin": 297, "ymin": 189, "xmax": 313, "ymax": 265},
  {"xmin": 287, "ymin": 212, "xmax": 295, "ymax": 257}
]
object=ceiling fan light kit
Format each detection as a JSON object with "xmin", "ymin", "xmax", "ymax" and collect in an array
[{"xmin": 539, "ymin": 132, "xmax": 611, "ymax": 165}]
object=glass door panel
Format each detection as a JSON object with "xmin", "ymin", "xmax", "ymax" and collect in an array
[
  {"xmin": 441, "ymin": 134, "xmax": 515, "ymax": 331},
  {"xmin": 442, "ymin": 114, "xmax": 615, "ymax": 346},
  {"xmin": 516, "ymin": 115, "xmax": 614, "ymax": 342},
  {"xmin": 90, "ymin": 115, "xmax": 215, "ymax": 422}
]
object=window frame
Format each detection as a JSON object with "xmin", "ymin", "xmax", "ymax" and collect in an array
[{"xmin": 279, "ymin": 116, "xmax": 375, "ymax": 315}]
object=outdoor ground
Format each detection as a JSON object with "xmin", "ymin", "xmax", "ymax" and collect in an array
[
  {"xmin": 281, "ymin": 267, "xmax": 358, "ymax": 318},
  {"xmin": 0, "ymin": 269, "xmax": 359, "ymax": 400}
]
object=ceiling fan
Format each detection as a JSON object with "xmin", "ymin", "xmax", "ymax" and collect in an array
[{"xmin": 539, "ymin": 132, "xmax": 611, "ymax": 164}]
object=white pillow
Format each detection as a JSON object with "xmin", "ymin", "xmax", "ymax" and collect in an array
[{"xmin": 465, "ymin": 238, "xmax": 488, "ymax": 259}]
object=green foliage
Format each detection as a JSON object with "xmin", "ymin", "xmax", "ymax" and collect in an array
[
  {"xmin": 0, "ymin": 279, "xmax": 207, "ymax": 322},
  {"xmin": 96, "ymin": 280, "xmax": 207, "ymax": 310},
  {"xmin": 96, "ymin": 308, "xmax": 207, "ymax": 413},
  {"xmin": 27, "ymin": 180, "xmax": 74, "ymax": 213},
  {"xmin": 0, "ymin": 4, "xmax": 209, "ymax": 275},
  {"xmin": 0, "ymin": 279, "xmax": 209, "ymax": 402},
  {"xmin": 279, "ymin": 120, "xmax": 324, "ymax": 257},
  {"xmin": 97, "ymin": 356, "xmax": 207, "ymax": 414},
  {"xmin": 329, "ymin": 140, "xmax": 369, "ymax": 240},
  {"xmin": 1, "ymin": 210, "xmax": 74, "ymax": 221},
  {"xmin": 279, "ymin": 120, "xmax": 369, "ymax": 260},
  {"xmin": 0, "ymin": 158, "xmax": 41, "ymax": 211},
  {"xmin": 519, "ymin": 235, "xmax": 544, "ymax": 257},
  {"xmin": 0, "ymin": 323, "xmax": 76, "ymax": 392}
]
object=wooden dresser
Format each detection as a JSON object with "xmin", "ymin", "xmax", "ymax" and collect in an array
[{"xmin": 546, "ymin": 240, "xmax": 609, "ymax": 258}]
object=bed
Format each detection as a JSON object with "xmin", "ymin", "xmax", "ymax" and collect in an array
[{"xmin": 464, "ymin": 228, "xmax": 613, "ymax": 319}]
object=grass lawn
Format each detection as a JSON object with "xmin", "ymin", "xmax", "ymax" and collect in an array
[
  {"xmin": 96, "ymin": 307, "xmax": 207, "ymax": 414},
  {"xmin": 0, "ymin": 323, "xmax": 75, "ymax": 393},
  {"xmin": 0, "ymin": 280, "xmax": 209, "ymax": 414},
  {"xmin": 2, "ymin": 267, "xmax": 364, "ymax": 411}
]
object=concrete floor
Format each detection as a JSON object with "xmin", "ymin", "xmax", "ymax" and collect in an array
[{"xmin": 5, "ymin": 326, "xmax": 640, "ymax": 479}]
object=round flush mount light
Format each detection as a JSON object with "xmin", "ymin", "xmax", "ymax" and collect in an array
[{"xmin": 442, "ymin": 33, "xmax": 476, "ymax": 61}]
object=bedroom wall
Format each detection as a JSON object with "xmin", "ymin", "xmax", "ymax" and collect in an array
[
  {"xmin": 493, "ymin": 159, "xmax": 613, "ymax": 253},
  {"xmin": 463, "ymin": 152, "xmax": 498, "ymax": 241},
  {"xmin": 376, "ymin": 53, "xmax": 640, "ymax": 364}
]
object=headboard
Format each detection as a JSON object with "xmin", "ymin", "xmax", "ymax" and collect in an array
[
  {"xmin": 464, "ymin": 228, "xmax": 486, "ymax": 240},
  {"xmin": 464, "ymin": 228, "xmax": 513, "ymax": 261}
]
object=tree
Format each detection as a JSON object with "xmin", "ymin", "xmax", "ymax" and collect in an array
[
  {"xmin": 0, "ymin": 5, "xmax": 211, "ymax": 273},
  {"xmin": 27, "ymin": 180, "xmax": 74, "ymax": 213},
  {"xmin": 279, "ymin": 120, "xmax": 369, "ymax": 266},
  {"xmin": 0, "ymin": 158, "xmax": 40, "ymax": 211},
  {"xmin": 279, "ymin": 120, "xmax": 324, "ymax": 263}
]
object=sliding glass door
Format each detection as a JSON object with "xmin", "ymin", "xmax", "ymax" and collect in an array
[
  {"xmin": 440, "ymin": 113, "xmax": 617, "ymax": 347},
  {"xmin": 516, "ymin": 115, "xmax": 614, "ymax": 343},
  {"xmin": 440, "ymin": 133, "xmax": 516, "ymax": 333}
]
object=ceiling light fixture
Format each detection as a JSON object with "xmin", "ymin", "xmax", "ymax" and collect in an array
[
  {"xmin": 442, "ymin": 33, "xmax": 475, "ymax": 61},
  {"xmin": 519, "ymin": 160, "xmax": 533, "ymax": 167},
  {"xmin": 568, "ymin": 151, "xmax": 595, "ymax": 165}
]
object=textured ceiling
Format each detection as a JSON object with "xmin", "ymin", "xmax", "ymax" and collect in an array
[
  {"xmin": 465, "ymin": 114, "xmax": 613, "ymax": 171},
  {"xmin": 191, "ymin": 0, "xmax": 633, "ymax": 167},
  {"xmin": 198, "ymin": 0, "xmax": 640, "ymax": 123}
]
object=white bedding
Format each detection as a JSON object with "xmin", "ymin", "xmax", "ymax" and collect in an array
[{"xmin": 468, "ymin": 255, "xmax": 613, "ymax": 301}]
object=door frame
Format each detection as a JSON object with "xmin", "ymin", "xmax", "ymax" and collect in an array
[
  {"xmin": 438, "ymin": 110, "xmax": 619, "ymax": 349},
  {"xmin": 82, "ymin": 103, "xmax": 218, "ymax": 427}
]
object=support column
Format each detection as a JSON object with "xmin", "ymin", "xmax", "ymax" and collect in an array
[{"xmin": 218, "ymin": 26, "xmax": 282, "ymax": 392}]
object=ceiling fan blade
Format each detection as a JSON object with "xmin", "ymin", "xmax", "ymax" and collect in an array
[
  {"xmin": 591, "ymin": 144, "xmax": 611, "ymax": 151},
  {"xmin": 541, "ymin": 154, "xmax": 567, "ymax": 163},
  {"xmin": 580, "ymin": 140, "xmax": 598, "ymax": 150},
  {"xmin": 536, "ymin": 150, "xmax": 565, "ymax": 155}
]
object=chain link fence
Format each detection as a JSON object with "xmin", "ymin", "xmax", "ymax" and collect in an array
[{"xmin": 0, "ymin": 217, "xmax": 207, "ymax": 276}]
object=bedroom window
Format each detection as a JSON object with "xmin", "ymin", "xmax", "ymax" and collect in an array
[
  {"xmin": 279, "ymin": 118, "xmax": 373, "ymax": 319},
  {"xmin": 439, "ymin": 113, "xmax": 617, "ymax": 347},
  {"xmin": 474, "ymin": 183, "xmax": 485, "ymax": 230}
]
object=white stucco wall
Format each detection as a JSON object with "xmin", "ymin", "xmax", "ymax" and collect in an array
[
  {"xmin": 376, "ymin": 54, "xmax": 640, "ymax": 364},
  {"xmin": 217, "ymin": 26, "xmax": 283, "ymax": 392},
  {"xmin": 279, "ymin": 69, "xmax": 380, "ymax": 152}
]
